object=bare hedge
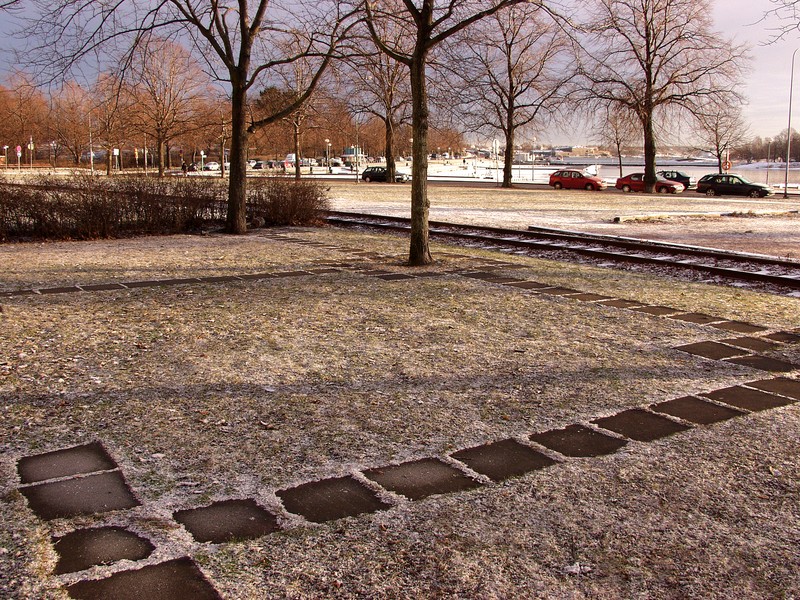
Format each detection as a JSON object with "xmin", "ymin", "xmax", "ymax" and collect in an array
[{"xmin": 0, "ymin": 174, "xmax": 330, "ymax": 241}]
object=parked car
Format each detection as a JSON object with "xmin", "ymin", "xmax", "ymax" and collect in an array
[
  {"xmin": 695, "ymin": 173, "xmax": 773, "ymax": 197},
  {"xmin": 361, "ymin": 166, "xmax": 410, "ymax": 182},
  {"xmin": 548, "ymin": 169, "xmax": 607, "ymax": 191},
  {"xmin": 203, "ymin": 161, "xmax": 221, "ymax": 171},
  {"xmin": 656, "ymin": 169, "xmax": 695, "ymax": 189},
  {"xmin": 615, "ymin": 172, "xmax": 684, "ymax": 193}
]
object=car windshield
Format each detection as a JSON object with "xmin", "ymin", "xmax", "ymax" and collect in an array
[{"xmin": 733, "ymin": 175, "xmax": 754, "ymax": 184}]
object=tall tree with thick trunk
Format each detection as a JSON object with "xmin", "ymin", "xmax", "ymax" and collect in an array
[
  {"xmin": 27, "ymin": 1, "xmax": 353, "ymax": 233},
  {"xmin": 125, "ymin": 37, "xmax": 209, "ymax": 177},
  {"xmin": 363, "ymin": 0, "xmax": 537, "ymax": 265},
  {"xmin": 449, "ymin": 5, "xmax": 568, "ymax": 188},
  {"xmin": 576, "ymin": 0, "xmax": 746, "ymax": 192}
]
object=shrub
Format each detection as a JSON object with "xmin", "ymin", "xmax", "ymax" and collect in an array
[{"xmin": 247, "ymin": 178, "xmax": 330, "ymax": 226}]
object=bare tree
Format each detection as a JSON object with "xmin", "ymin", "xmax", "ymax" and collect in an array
[
  {"xmin": 124, "ymin": 37, "xmax": 210, "ymax": 177},
  {"xmin": 449, "ymin": 5, "xmax": 569, "ymax": 187},
  {"xmin": 91, "ymin": 74, "xmax": 131, "ymax": 175},
  {"xmin": 27, "ymin": 1, "xmax": 355, "ymax": 233},
  {"xmin": 595, "ymin": 105, "xmax": 639, "ymax": 177},
  {"xmin": 693, "ymin": 102, "xmax": 749, "ymax": 173},
  {"xmin": 363, "ymin": 0, "xmax": 536, "ymax": 265},
  {"xmin": 577, "ymin": 0, "xmax": 747, "ymax": 192},
  {"xmin": 49, "ymin": 80, "xmax": 93, "ymax": 165},
  {"xmin": 339, "ymin": 25, "xmax": 412, "ymax": 182}
]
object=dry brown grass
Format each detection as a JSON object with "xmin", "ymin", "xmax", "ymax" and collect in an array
[{"xmin": 1, "ymin": 227, "xmax": 798, "ymax": 599}]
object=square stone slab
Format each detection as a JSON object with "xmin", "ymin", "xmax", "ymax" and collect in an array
[
  {"xmin": 631, "ymin": 305, "xmax": 682, "ymax": 316},
  {"xmin": 669, "ymin": 312, "xmax": 724, "ymax": 324},
  {"xmin": 537, "ymin": 286, "xmax": 582, "ymax": 296},
  {"xmin": 363, "ymin": 458, "xmax": 483, "ymax": 500},
  {"xmin": 461, "ymin": 271, "xmax": 508, "ymax": 281},
  {"xmin": 595, "ymin": 299, "xmax": 645, "ymax": 309},
  {"xmin": 529, "ymin": 424, "xmax": 627, "ymax": 457},
  {"xmin": 173, "ymin": 499, "xmax": 280, "ymax": 544},
  {"xmin": 80, "ymin": 283, "xmax": 127, "ymax": 292},
  {"xmin": 272, "ymin": 271, "xmax": 310, "ymax": 278},
  {"xmin": 570, "ymin": 293, "xmax": 615, "ymax": 302},
  {"xmin": 276, "ymin": 476, "xmax": 391, "ymax": 523},
  {"xmin": 650, "ymin": 396, "xmax": 746, "ymax": 424},
  {"xmin": 723, "ymin": 355, "xmax": 800, "ymax": 372},
  {"xmin": 701, "ymin": 386, "xmax": 796, "ymax": 411},
  {"xmin": 65, "ymin": 557, "xmax": 221, "ymax": 600},
  {"xmin": 450, "ymin": 439, "xmax": 557, "ymax": 482},
  {"xmin": 709, "ymin": 321, "xmax": 768, "ymax": 334},
  {"xmin": 675, "ymin": 341, "xmax": 748, "ymax": 360},
  {"xmin": 123, "ymin": 280, "xmax": 168, "ymax": 288},
  {"xmin": 1, "ymin": 289, "xmax": 35, "ymax": 297},
  {"xmin": 38, "ymin": 286, "xmax": 82, "ymax": 294},
  {"xmin": 306, "ymin": 268, "xmax": 341, "ymax": 274},
  {"xmin": 591, "ymin": 409, "xmax": 691, "ymax": 441},
  {"xmin": 18, "ymin": 442, "xmax": 118, "ymax": 484},
  {"xmin": 20, "ymin": 471, "xmax": 140, "ymax": 520},
  {"xmin": 504, "ymin": 281, "xmax": 553, "ymax": 290},
  {"xmin": 763, "ymin": 331, "xmax": 800, "ymax": 344},
  {"xmin": 197, "ymin": 275, "xmax": 241, "ymax": 283},
  {"xmin": 719, "ymin": 337, "xmax": 779, "ymax": 352},
  {"xmin": 236, "ymin": 272, "xmax": 276, "ymax": 280},
  {"xmin": 744, "ymin": 377, "xmax": 800, "ymax": 401},
  {"xmin": 53, "ymin": 526, "xmax": 154, "ymax": 575}
]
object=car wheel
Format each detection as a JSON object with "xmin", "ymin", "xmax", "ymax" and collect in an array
[
  {"xmin": 622, "ymin": 184, "xmax": 631, "ymax": 193},
  {"xmin": 553, "ymin": 182, "xmax": 563, "ymax": 189},
  {"xmin": 364, "ymin": 176, "xmax": 371, "ymax": 182},
  {"xmin": 748, "ymin": 189, "xmax": 761, "ymax": 198},
  {"xmin": 657, "ymin": 186, "xmax": 668, "ymax": 193},
  {"xmin": 705, "ymin": 188, "xmax": 716, "ymax": 196},
  {"xmin": 585, "ymin": 183, "xmax": 594, "ymax": 191}
]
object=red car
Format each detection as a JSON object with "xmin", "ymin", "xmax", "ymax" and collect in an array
[
  {"xmin": 615, "ymin": 173, "xmax": 684, "ymax": 193},
  {"xmin": 549, "ymin": 169, "xmax": 607, "ymax": 191}
]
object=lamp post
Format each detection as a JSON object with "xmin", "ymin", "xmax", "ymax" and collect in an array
[
  {"xmin": 785, "ymin": 48, "xmax": 798, "ymax": 199},
  {"xmin": 2, "ymin": 145, "xmax": 7, "ymax": 169},
  {"xmin": 325, "ymin": 138, "xmax": 331, "ymax": 173},
  {"xmin": 767, "ymin": 141, "xmax": 771, "ymax": 186}
]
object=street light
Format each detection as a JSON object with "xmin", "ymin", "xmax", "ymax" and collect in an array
[
  {"xmin": 785, "ymin": 48, "xmax": 798, "ymax": 199},
  {"xmin": 325, "ymin": 138, "xmax": 331, "ymax": 173}
]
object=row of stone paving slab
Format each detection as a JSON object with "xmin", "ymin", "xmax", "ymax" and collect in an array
[{"xmin": 15, "ymin": 372, "xmax": 800, "ymax": 599}]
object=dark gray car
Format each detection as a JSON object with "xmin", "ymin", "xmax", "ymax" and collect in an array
[{"xmin": 696, "ymin": 174, "xmax": 772, "ymax": 197}]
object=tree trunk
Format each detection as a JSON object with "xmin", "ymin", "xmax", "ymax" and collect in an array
[
  {"xmin": 293, "ymin": 122, "xmax": 302, "ymax": 180},
  {"xmin": 642, "ymin": 107, "xmax": 656, "ymax": 193},
  {"xmin": 502, "ymin": 100, "xmax": 515, "ymax": 187},
  {"xmin": 385, "ymin": 116, "xmax": 396, "ymax": 182},
  {"xmin": 616, "ymin": 142, "xmax": 623, "ymax": 177},
  {"xmin": 226, "ymin": 85, "xmax": 248, "ymax": 234},
  {"xmin": 408, "ymin": 52, "xmax": 432, "ymax": 265},
  {"xmin": 157, "ymin": 138, "xmax": 166, "ymax": 177},
  {"xmin": 502, "ymin": 126, "xmax": 514, "ymax": 188}
]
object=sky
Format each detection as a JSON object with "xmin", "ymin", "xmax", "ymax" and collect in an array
[{"xmin": 0, "ymin": 1, "xmax": 798, "ymax": 144}]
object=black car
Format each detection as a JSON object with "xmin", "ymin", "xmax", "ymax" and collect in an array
[
  {"xmin": 696, "ymin": 174, "xmax": 773, "ymax": 198},
  {"xmin": 361, "ymin": 166, "xmax": 409, "ymax": 183},
  {"xmin": 656, "ymin": 170, "xmax": 695, "ymax": 189}
]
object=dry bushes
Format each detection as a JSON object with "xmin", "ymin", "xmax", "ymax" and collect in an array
[
  {"xmin": 248, "ymin": 177, "xmax": 330, "ymax": 226},
  {"xmin": 0, "ymin": 174, "xmax": 330, "ymax": 241}
]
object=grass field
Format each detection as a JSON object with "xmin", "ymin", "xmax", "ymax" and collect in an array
[{"xmin": 1, "ymin": 200, "xmax": 799, "ymax": 598}]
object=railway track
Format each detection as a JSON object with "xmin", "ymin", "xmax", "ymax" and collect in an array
[{"xmin": 323, "ymin": 211, "xmax": 800, "ymax": 293}]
